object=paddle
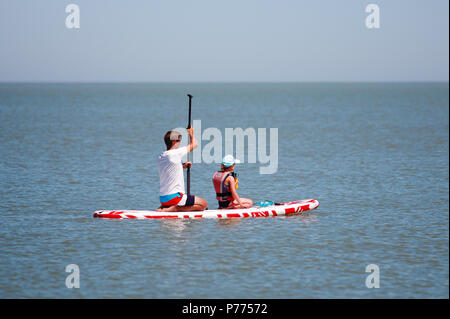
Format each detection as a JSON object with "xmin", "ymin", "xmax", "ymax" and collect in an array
[{"xmin": 186, "ymin": 94, "xmax": 193, "ymax": 195}]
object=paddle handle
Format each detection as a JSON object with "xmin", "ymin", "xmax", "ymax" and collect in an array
[
  {"xmin": 186, "ymin": 94, "xmax": 193, "ymax": 195},
  {"xmin": 187, "ymin": 94, "xmax": 192, "ymax": 129}
]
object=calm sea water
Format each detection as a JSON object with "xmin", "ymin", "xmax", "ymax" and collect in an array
[{"xmin": 0, "ymin": 83, "xmax": 448, "ymax": 298}]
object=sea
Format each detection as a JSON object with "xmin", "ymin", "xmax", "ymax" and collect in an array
[{"xmin": 0, "ymin": 82, "xmax": 448, "ymax": 298}]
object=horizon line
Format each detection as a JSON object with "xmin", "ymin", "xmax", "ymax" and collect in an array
[{"xmin": 0, "ymin": 80, "xmax": 448, "ymax": 84}]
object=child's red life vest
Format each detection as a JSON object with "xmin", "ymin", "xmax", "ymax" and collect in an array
[{"xmin": 212, "ymin": 171, "xmax": 238, "ymax": 201}]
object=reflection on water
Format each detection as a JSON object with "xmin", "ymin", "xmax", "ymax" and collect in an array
[
  {"xmin": 285, "ymin": 213, "xmax": 320, "ymax": 226},
  {"xmin": 160, "ymin": 219, "xmax": 192, "ymax": 237},
  {"xmin": 217, "ymin": 218, "xmax": 243, "ymax": 227}
]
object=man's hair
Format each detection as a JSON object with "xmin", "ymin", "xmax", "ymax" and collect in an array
[{"xmin": 164, "ymin": 130, "xmax": 181, "ymax": 149}]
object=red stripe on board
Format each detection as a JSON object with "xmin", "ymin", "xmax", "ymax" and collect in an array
[
  {"xmin": 285, "ymin": 207, "xmax": 296, "ymax": 214},
  {"xmin": 242, "ymin": 213, "xmax": 249, "ymax": 218},
  {"xmin": 194, "ymin": 215, "xmax": 203, "ymax": 218},
  {"xmin": 227, "ymin": 213, "xmax": 241, "ymax": 218},
  {"xmin": 125, "ymin": 215, "xmax": 137, "ymax": 219},
  {"xmin": 272, "ymin": 210, "xmax": 277, "ymax": 216},
  {"xmin": 250, "ymin": 212, "xmax": 269, "ymax": 217}
]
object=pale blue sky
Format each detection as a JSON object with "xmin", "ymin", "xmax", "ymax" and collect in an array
[{"xmin": 0, "ymin": 0, "xmax": 448, "ymax": 82}]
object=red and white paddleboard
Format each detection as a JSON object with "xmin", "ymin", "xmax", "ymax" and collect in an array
[{"xmin": 93, "ymin": 199, "xmax": 319, "ymax": 219}]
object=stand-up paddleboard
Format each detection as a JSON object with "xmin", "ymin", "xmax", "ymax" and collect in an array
[{"xmin": 93, "ymin": 199, "xmax": 319, "ymax": 219}]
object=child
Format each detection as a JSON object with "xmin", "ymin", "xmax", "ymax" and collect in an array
[{"xmin": 212, "ymin": 155, "xmax": 253, "ymax": 209}]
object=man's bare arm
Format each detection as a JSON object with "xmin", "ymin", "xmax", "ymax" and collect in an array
[{"xmin": 186, "ymin": 127, "xmax": 198, "ymax": 153}]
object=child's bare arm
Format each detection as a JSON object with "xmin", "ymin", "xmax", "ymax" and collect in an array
[{"xmin": 227, "ymin": 176, "xmax": 242, "ymax": 206}]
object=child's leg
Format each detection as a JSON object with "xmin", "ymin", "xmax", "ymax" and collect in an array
[{"xmin": 230, "ymin": 198, "xmax": 253, "ymax": 209}]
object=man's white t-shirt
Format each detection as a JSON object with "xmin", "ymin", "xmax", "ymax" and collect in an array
[{"xmin": 158, "ymin": 146, "xmax": 188, "ymax": 196}]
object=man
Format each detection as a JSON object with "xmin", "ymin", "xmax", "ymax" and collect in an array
[{"xmin": 157, "ymin": 127, "xmax": 208, "ymax": 212}]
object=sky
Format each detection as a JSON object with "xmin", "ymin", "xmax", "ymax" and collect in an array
[{"xmin": 0, "ymin": 0, "xmax": 448, "ymax": 82}]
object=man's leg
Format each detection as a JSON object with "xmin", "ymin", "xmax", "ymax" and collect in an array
[
  {"xmin": 157, "ymin": 195, "xmax": 207, "ymax": 212},
  {"xmin": 175, "ymin": 196, "xmax": 207, "ymax": 212},
  {"xmin": 156, "ymin": 194, "xmax": 183, "ymax": 212},
  {"xmin": 156, "ymin": 205, "xmax": 178, "ymax": 212}
]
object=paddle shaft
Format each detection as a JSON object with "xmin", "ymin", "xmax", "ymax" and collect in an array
[{"xmin": 186, "ymin": 94, "xmax": 192, "ymax": 195}]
